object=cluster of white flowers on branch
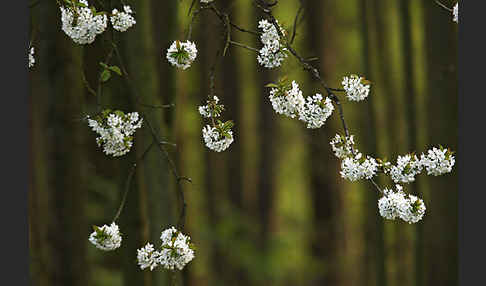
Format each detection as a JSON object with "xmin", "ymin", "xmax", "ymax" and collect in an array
[
  {"xmin": 387, "ymin": 154, "xmax": 423, "ymax": 184},
  {"xmin": 166, "ymin": 40, "xmax": 198, "ymax": 70},
  {"xmin": 267, "ymin": 78, "xmax": 334, "ymax": 129},
  {"xmin": 329, "ymin": 133, "xmax": 454, "ymax": 223},
  {"xmin": 60, "ymin": 0, "xmax": 107, "ymax": 44},
  {"xmin": 340, "ymin": 153, "xmax": 379, "ymax": 181},
  {"xmin": 331, "ymin": 134, "xmax": 455, "ymax": 183},
  {"xmin": 87, "ymin": 110, "xmax": 143, "ymax": 157},
  {"xmin": 342, "ymin": 74, "xmax": 371, "ymax": 102},
  {"xmin": 420, "ymin": 147, "xmax": 456, "ymax": 176},
  {"xmin": 28, "ymin": 46, "xmax": 35, "ymax": 69},
  {"xmin": 137, "ymin": 227, "xmax": 195, "ymax": 271},
  {"xmin": 89, "ymin": 222, "xmax": 122, "ymax": 251},
  {"xmin": 59, "ymin": 0, "xmax": 136, "ymax": 44},
  {"xmin": 378, "ymin": 185, "xmax": 426, "ymax": 224},
  {"xmin": 257, "ymin": 19, "xmax": 288, "ymax": 68},
  {"xmin": 111, "ymin": 5, "xmax": 136, "ymax": 32},
  {"xmin": 198, "ymin": 96, "xmax": 234, "ymax": 152}
]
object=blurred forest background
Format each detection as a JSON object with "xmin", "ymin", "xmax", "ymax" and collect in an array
[{"xmin": 28, "ymin": 0, "xmax": 458, "ymax": 285}]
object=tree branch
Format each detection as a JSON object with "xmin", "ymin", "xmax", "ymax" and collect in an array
[
  {"xmin": 254, "ymin": 1, "xmax": 383, "ymax": 195},
  {"xmin": 113, "ymin": 141, "xmax": 155, "ymax": 222}
]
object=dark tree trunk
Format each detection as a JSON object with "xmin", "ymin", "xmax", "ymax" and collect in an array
[
  {"xmin": 359, "ymin": 1, "xmax": 386, "ymax": 285},
  {"xmin": 304, "ymin": 0, "xmax": 342, "ymax": 285},
  {"xmin": 422, "ymin": 1, "xmax": 458, "ymax": 285}
]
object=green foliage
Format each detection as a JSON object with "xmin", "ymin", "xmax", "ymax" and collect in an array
[{"xmin": 99, "ymin": 63, "xmax": 122, "ymax": 83}]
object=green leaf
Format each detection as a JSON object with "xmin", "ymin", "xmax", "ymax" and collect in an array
[
  {"xmin": 100, "ymin": 70, "xmax": 111, "ymax": 82},
  {"xmin": 109, "ymin": 66, "xmax": 122, "ymax": 76},
  {"xmin": 76, "ymin": 1, "xmax": 88, "ymax": 8},
  {"xmin": 265, "ymin": 83, "xmax": 279, "ymax": 88},
  {"xmin": 99, "ymin": 62, "xmax": 109, "ymax": 69}
]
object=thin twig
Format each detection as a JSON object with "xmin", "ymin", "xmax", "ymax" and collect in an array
[
  {"xmin": 229, "ymin": 40, "xmax": 259, "ymax": 53},
  {"xmin": 435, "ymin": 0, "xmax": 453, "ymax": 12},
  {"xmin": 290, "ymin": 4, "xmax": 304, "ymax": 44},
  {"xmin": 113, "ymin": 141, "xmax": 155, "ymax": 222},
  {"xmin": 82, "ymin": 70, "xmax": 97, "ymax": 97},
  {"xmin": 230, "ymin": 22, "xmax": 260, "ymax": 36},
  {"xmin": 109, "ymin": 38, "xmax": 191, "ymax": 229},
  {"xmin": 144, "ymin": 115, "xmax": 192, "ymax": 230}
]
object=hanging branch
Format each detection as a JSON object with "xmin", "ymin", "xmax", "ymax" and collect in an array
[
  {"xmin": 254, "ymin": 0, "xmax": 383, "ymax": 194},
  {"xmin": 112, "ymin": 141, "xmax": 156, "ymax": 222}
]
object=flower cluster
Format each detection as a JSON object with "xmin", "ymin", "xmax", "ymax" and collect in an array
[
  {"xmin": 267, "ymin": 79, "xmax": 334, "ymax": 129},
  {"xmin": 87, "ymin": 110, "xmax": 143, "ymax": 157},
  {"xmin": 420, "ymin": 146, "xmax": 455, "ymax": 176},
  {"xmin": 89, "ymin": 222, "xmax": 122, "ymax": 251},
  {"xmin": 453, "ymin": 3, "xmax": 458, "ymax": 23},
  {"xmin": 202, "ymin": 124, "xmax": 234, "ymax": 152},
  {"xmin": 60, "ymin": 0, "xmax": 108, "ymax": 45},
  {"xmin": 199, "ymin": 96, "xmax": 234, "ymax": 152},
  {"xmin": 384, "ymin": 147, "xmax": 455, "ymax": 182},
  {"xmin": 299, "ymin": 94, "xmax": 334, "ymax": 129},
  {"xmin": 378, "ymin": 185, "xmax": 426, "ymax": 224},
  {"xmin": 330, "ymin": 134, "xmax": 355, "ymax": 159},
  {"xmin": 137, "ymin": 227, "xmax": 195, "ymax": 271},
  {"xmin": 199, "ymin": 96, "xmax": 224, "ymax": 118},
  {"xmin": 268, "ymin": 80, "xmax": 305, "ymax": 118},
  {"xmin": 166, "ymin": 40, "xmax": 198, "ymax": 70},
  {"xmin": 342, "ymin": 74, "xmax": 371, "ymax": 102},
  {"xmin": 111, "ymin": 5, "xmax": 136, "ymax": 32},
  {"xmin": 340, "ymin": 153, "xmax": 379, "ymax": 181},
  {"xmin": 29, "ymin": 46, "xmax": 35, "ymax": 68},
  {"xmin": 387, "ymin": 154, "xmax": 423, "ymax": 184},
  {"xmin": 257, "ymin": 19, "xmax": 288, "ymax": 69}
]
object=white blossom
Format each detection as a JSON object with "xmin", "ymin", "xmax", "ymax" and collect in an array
[
  {"xmin": 453, "ymin": 3, "xmax": 458, "ymax": 23},
  {"xmin": 330, "ymin": 134, "xmax": 355, "ymax": 159},
  {"xmin": 158, "ymin": 227, "xmax": 195, "ymax": 271},
  {"xmin": 298, "ymin": 93, "xmax": 334, "ymax": 129},
  {"xmin": 200, "ymin": 0, "xmax": 214, "ymax": 3},
  {"xmin": 89, "ymin": 222, "xmax": 122, "ymax": 251},
  {"xmin": 400, "ymin": 194, "xmax": 426, "ymax": 224},
  {"xmin": 269, "ymin": 80, "xmax": 305, "ymax": 118},
  {"xmin": 111, "ymin": 5, "xmax": 136, "ymax": 32},
  {"xmin": 202, "ymin": 124, "xmax": 234, "ymax": 152},
  {"xmin": 342, "ymin": 74, "xmax": 371, "ymax": 102},
  {"xmin": 137, "ymin": 227, "xmax": 195, "ymax": 271},
  {"xmin": 420, "ymin": 147, "xmax": 455, "ymax": 176},
  {"xmin": 29, "ymin": 46, "xmax": 35, "ymax": 68},
  {"xmin": 198, "ymin": 96, "xmax": 223, "ymax": 118},
  {"xmin": 257, "ymin": 19, "xmax": 288, "ymax": 69},
  {"xmin": 60, "ymin": 0, "xmax": 108, "ymax": 45},
  {"xmin": 388, "ymin": 154, "xmax": 423, "ymax": 184},
  {"xmin": 137, "ymin": 243, "xmax": 161, "ymax": 271},
  {"xmin": 378, "ymin": 187, "xmax": 408, "ymax": 220},
  {"xmin": 378, "ymin": 185, "xmax": 426, "ymax": 223},
  {"xmin": 340, "ymin": 153, "xmax": 378, "ymax": 181},
  {"xmin": 87, "ymin": 110, "xmax": 143, "ymax": 157},
  {"xmin": 166, "ymin": 40, "xmax": 198, "ymax": 70}
]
